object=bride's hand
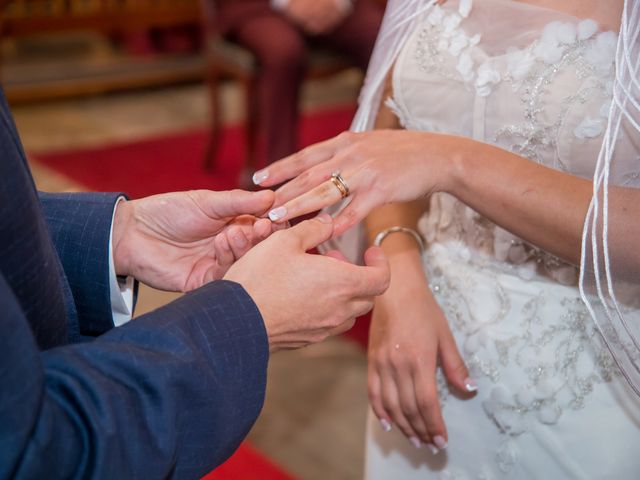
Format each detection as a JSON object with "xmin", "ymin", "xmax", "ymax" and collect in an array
[
  {"xmin": 368, "ymin": 264, "xmax": 475, "ymax": 452},
  {"xmin": 253, "ymin": 130, "xmax": 462, "ymax": 236}
]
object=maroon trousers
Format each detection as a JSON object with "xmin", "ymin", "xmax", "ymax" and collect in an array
[{"xmin": 217, "ymin": 0, "xmax": 384, "ymax": 165}]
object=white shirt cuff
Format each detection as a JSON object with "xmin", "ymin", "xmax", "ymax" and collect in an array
[{"xmin": 109, "ymin": 197, "xmax": 134, "ymax": 327}]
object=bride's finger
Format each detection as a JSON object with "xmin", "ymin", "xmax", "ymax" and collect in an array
[
  {"xmin": 267, "ymin": 176, "xmax": 352, "ymax": 223},
  {"xmin": 381, "ymin": 372, "xmax": 421, "ymax": 447},
  {"xmin": 253, "ymin": 132, "xmax": 353, "ymax": 187},
  {"xmin": 368, "ymin": 370, "xmax": 393, "ymax": 432},
  {"xmin": 333, "ymin": 196, "xmax": 377, "ymax": 236},
  {"xmin": 413, "ymin": 370, "xmax": 448, "ymax": 451},
  {"xmin": 274, "ymin": 164, "xmax": 335, "ymax": 207},
  {"xmin": 399, "ymin": 383, "xmax": 433, "ymax": 448}
]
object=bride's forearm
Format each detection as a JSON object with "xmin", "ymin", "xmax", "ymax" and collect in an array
[{"xmin": 441, "ymin": 136, "xmax": 592, "ymax": 265}]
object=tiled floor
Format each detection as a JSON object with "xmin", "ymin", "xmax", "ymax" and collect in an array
[{"xmin": 12, "ymin": 78, "xmax": 370, "ymax": 480}]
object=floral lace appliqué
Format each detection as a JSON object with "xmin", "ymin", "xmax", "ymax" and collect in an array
[{"xmin": 425, "ymin": 242, "xmax": 620, "ymax": 474}]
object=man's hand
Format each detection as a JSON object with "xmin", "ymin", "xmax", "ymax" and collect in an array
[
  {"xmin": 112, "ymin": 189, "xmax": 276, "ymax": 292},
  {"xmin": 224, "ymin": 215, "xmax": 390, "ymax": 351},
  {"xmin": 284, "ymin": 0, "xmax": 350, "ymax": 35}
]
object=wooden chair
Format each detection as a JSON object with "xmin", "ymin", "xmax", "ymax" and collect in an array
[
  {"xmin": 199, "ymin": 0, "xmax": 360, "ymax": 176},
  {"xmin": 0, "ymin": 0, "xmax": 202, "ymax": 102}
]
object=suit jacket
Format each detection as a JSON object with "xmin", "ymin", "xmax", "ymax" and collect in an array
[{"xmin": 0, "ymin": 88, "xmax": 269, "ymax": 479}]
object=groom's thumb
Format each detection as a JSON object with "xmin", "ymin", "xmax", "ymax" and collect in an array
[
  {"xmin": 210, "ymin": 189, "xmax": 275, "ymax": 218},
  {"xmin": 285, "ymin": 214, "xmax": 334, "ymax": 251}
]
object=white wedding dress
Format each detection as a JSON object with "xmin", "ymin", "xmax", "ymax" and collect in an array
[{"xmin": 358, "ymin": 1, "xmax": 640, "ymax": 478}]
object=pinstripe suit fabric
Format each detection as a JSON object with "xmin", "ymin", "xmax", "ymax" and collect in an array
[{"xmin": 0, "ymin": 88, "xmax": 269, "ymax": 479}]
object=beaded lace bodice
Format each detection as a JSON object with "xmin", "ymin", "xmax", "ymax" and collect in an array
[
  {"xmin": 381, "ymin": 3, "xmax": 640, "ymax": 477},
  {"xmin": 390, "ymin": 0, "xmax": 618, "ymax": 285}
]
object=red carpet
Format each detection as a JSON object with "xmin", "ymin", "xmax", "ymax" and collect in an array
[
  {"xmin": 31, "ymin": 105, "xmax": 371, "ymax": 479},
  {"xmin": 32, "ymin": 106, "xmax": 357, "ymax": 199},
  {"xmin": 203, "ymin": 444, "xmax": 294, "ymax": 480}
]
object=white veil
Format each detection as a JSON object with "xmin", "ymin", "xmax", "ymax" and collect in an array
[
  {"xmin": 350, "ymin": 0, "xmax": 640, "ymax": 396},
  {"xmin": 579, "ymin": 0, "xmax": 640, "ymax": 397},
  {"xmin": 350, "ymin": 0, "xmax": 440, "ymax": 132}
]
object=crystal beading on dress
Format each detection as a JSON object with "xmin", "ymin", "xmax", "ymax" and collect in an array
[{"xmin": 389, "ymin": 1, "xmax": 619, "ymax": 286}]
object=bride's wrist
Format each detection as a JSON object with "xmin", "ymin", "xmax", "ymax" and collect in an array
[{"xmin": 429, "ymin": 133, "xmax": 475, "ymax": 197}]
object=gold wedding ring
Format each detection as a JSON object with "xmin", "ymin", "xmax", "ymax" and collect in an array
[{"xmin": 330, "ymin": 171, "xmax": 350, "ymax": 199}]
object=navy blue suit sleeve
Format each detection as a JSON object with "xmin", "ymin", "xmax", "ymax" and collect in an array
[
  {"xmin": 39, "ymin": 192, "xmax": 130, "ymax": 336},
  {"xmin": 0, "ymin": 276, "xmax": 269, "ymax": 480}
]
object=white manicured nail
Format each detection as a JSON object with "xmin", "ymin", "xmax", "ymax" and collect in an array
[
  {"xmin": 433, "ymin": 435, "xmax": 447, "ymax": 450},
  {"xmin": 268, "ymin": 206, "xmax": 287, "ymax": 221},
  {"xmin": 409, "ymin": 436, "xmax": 421, "ymax": 449},
  {"xmin": 464, "ymin": 377, "xmax": 478, "ymax": 392},
  {"xmin": 426, "ymin": 443, "xmax": 439, "ymax": 455},
  {"xmin": 253, "ymin": 169, "xmax": 269, "ymax": 185},
  {"xmin": 380, "ymin": 419, "xmax": 392, "ymax": 432}
]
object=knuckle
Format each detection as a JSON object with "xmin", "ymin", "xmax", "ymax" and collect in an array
[
  {"xmin": 417, "ymin": 394, "xmax": 437, "ymax": 412},
  {"xmin": 338, "ymin": 131, "xmax": 354, "ymax": 143},
  {"xmin": 357, "ymin": 300, "xmax": 374, "ymax": 318},
  {"xmin": 270, "ymin": 230, "xmax": 288, "ymax": 243},
  {"xmin": 342, "ymin": 208, "xmax": 359, "ymax": 227},
  {"xmin": 319, "ymin": 181, "xmax": 336, "ymax": 198},
  {"xmin": 383, "ymin": 399, "xmax": 401, "ymax": 416},
  {"xmin": 401, "ymin": 403, "xmax": 419, "ymax": 419},
  {"xmin": 389, "ymin": 351, "xmax": 408, "ymax": 372},
  {"xmin": 295, "ymin": 148, "xmax": 310, "ymax": 164},
  {"xmin": 298, "ymin": 170, "xmax": 313, "ymax": 187},
  {"xmin": 343, "ymin": 317, "xmax": 356, "ymax": 331},
  {"xmin": 374, "ymin": 357, "xmax": 389, "ymax": 372},
  {"xmin": 311, "ymin": 331, "xmax": 330, "ymax": 344},
  {"xmin": 329, "ymin": 311, "xmax": 347, "ymax": 328},
  {"xmin": 368, "ymin": 389, "xmax": 381, "ymax": 405}
]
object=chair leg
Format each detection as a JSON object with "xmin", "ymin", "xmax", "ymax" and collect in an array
[
  {"xmin": 245, "ymin": 76, "xmax": 260, "ymax": 174},
  {"xmin": 237, "ymin": 76, "xmax": 259, "ymax": 188},
  {"xmin": 203, "ymin": 67, "xmax": 222, "ymax": 171}
]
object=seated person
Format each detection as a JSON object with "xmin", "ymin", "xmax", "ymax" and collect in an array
[{"xmin": 214, "ymin": 0, "xmax": 384, "ymax": 166}]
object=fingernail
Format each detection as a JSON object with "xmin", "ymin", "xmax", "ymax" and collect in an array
[
  {"xmin": 409, "ymin": 436, "xmax": 421, "ymax": 449},
  {"xmin": 379, "ymin": 419, "xmax": 392, "ymax": 432},
  {"xmin": 268, "ymin": 206, "xmax": 287, "ymax": 222},
  {"xmin": 253, "ymin": 169, "xmax": 269, "ymax": 185},
  {"xmin": 464, "ymin": 377, "xmax": 478, "ymax": 392},
  {"xmin": 433, "ymin": 435, "xmax": 447, "ymax": 450},
  {"xmin": 316, "ymin": 213, "xmax": 332, "ymax": 224},
  {"xmin": 426, "ymin": 443, "xmax": 439, "ymax": 455}
]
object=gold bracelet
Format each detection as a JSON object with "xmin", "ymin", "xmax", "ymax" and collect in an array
[{"xmin": 373, "ymin": 226, "xmax": 425, "ymax": 251}]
